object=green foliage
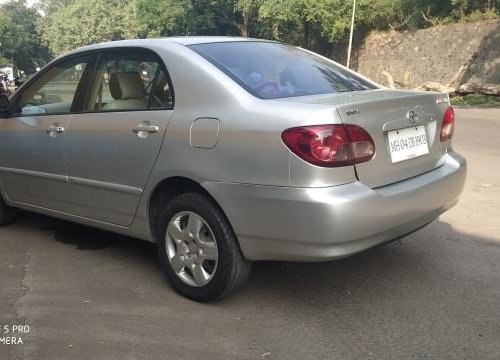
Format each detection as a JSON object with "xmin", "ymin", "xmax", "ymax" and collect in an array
[
  {"xmin": 451, "ymin": 94, "xmax": 500, "ymax": 107},
  {"xmin": 40, "ymin": 0, "xmax": 139, "ymax": 55},
  {"xmin": 137, "ymin": 0, "xmax": 240, "ymax": 38},
  {"xmin": 1, "ymin": 0, "xmax": 499, "ymax": 73},
  {"xmin": 37, "ymin": 0, "xmax": 73, "ymax": 15},
  {"xmin": 234, "ymin": 0, "xmax": 262, "ymax": 36},
  {"xmin": 137, "ymin": 0, "xmax": 190, "ymax": 37},
  {"xmin": 452, "ymin": 0, "xmax": 469, "ymax": 17},
  {"xmin": 345, "ymin": 0, "xmax": 499, "ymax": 31},
  {"xmin": 0, "ymin": 0, "xmax": 51, "ymax": 73}
]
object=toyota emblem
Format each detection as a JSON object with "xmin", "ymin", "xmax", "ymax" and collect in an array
[{"xmin": 407, "ymin": 110, "xmax": 419, "ymax": 123}]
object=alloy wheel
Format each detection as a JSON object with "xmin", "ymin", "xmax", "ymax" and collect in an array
[{"xmin": 165, "ymin": 211, "xmax": 218, "ymax": 287}]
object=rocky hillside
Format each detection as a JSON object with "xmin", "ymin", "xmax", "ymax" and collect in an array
[{"xmin": 354, "ymin": 20, "xmax": 500, "ymax": 91}]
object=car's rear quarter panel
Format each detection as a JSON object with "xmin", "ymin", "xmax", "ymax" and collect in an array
[{"xmin": 147, "ymin": 43, "xmax": 356, "ymax": 188}]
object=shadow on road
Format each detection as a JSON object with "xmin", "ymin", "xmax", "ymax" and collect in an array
[
  {"xmin": 40, "ymin": 221, "xmax": 145, "ymax": 252},
  {"xmin": 3, "ymin": 212, "xmax": 500, "ymax": 359},
  {"xmin": 11, "ymin": 211, "xmax": 499, "ymax": 308}
]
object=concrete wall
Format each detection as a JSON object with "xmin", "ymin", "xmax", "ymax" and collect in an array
[{"xmin": 353, "ymin": 21, "xmax": 500, "ymax": 88}]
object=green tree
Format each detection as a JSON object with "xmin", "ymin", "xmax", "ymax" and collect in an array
[
  {"xmin": 137, "ymin": 0, "xmax": 240, "ymax": 38},
  {"xmin": 37, "ymin": 0, "xmax": 73, "ymax": 15},
  {"xmin": 258, "ymin": 0, "xmax": 383, "ymax": 49},
  {"xmin": 451, "ymin": 0, "xmax": 500, "ymax": 16},
  {"xmin": 452, "ymin": 0, "xmax": 469, "ymax": 17},
  {"xmin": 34, "ymin": 0, "xmax": 500, "ymax": 63},
  {"xmin": 234, "ymin": 0, "xmax": 262, "ymax": 36},
  {"xmin": 137, "ymin": 0, "xmax": 194, "ymax": 37},
  {"xmin": 41, "ymin": 0, "xmax": 139, "ymax": 55},
  {"xmin": 0, "ymin": 0, "xmax": 51, "ymax": 73}
]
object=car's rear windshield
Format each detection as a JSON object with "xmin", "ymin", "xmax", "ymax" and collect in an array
[{"xmin": 189, "ymin": 41, "xmax": 376, "ymax": 99}]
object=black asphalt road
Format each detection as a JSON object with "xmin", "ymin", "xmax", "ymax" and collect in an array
[{"xmin": 1, "ymin": 108, "xmax": 499, "ymax": 360}]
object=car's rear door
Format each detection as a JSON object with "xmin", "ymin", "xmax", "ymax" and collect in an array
[
  {"xmin": 0, "ymin": 55, "xmax": 93, "ymax": 212},
  {"xmin": 64, "ymin": 48, "xmax": 174, "ymax": 226}
]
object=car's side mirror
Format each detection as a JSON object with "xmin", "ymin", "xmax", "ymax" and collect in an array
[{"xmin": 0, "ymin": 95, "xmax": 9, "ymax": 117}]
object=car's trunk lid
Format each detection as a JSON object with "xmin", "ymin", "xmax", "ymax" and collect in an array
[
  {"xmin": 280, "ymin": 89, "xmax": 451, "ymax": 188},
  {"xmin": 338, "ymin": 90, "xmax": 449, "ymax": 188}
]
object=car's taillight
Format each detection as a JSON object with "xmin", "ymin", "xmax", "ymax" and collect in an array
[
  {"xmin": 281, "ymin": 124, "xmax": 375, "ymax": 167},
  {"xmin": 440, "ymin": 106, "xmax": 455, "ymax": 142}
]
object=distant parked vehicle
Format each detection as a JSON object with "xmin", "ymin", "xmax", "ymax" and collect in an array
[
  {"xmin": 0, "ymin": 37, "xmax": 466, "ymax": 301},
  {"xmin": 0, "ymin": 74, "xmax": 8, "ymax": 97},
  {"xmin": 0, "ymin": 63, "xmax": 15, "ymax": 82}
]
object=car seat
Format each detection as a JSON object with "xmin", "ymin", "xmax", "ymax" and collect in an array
[{"xmin": 103, "ymin": 72, "xmax": 147, "ymax": 110}]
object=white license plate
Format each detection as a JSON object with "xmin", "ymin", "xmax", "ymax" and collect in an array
[{"xmin": 387, "ymin": 125, "xmax": 429, "ymax": 163}]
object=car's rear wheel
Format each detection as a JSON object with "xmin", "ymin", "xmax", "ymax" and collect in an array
[
  {"xmin": 157, "ymin": 192, "xmax": 251, "ymax": 302},
  {"xmin": 0, "ymin": 194, "xmax": 16, "ymax": 226}
]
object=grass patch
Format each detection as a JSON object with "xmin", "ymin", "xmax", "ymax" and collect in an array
[{"xmin": 451, "ymin": 94, "xmax": 500, "ymax": 107}]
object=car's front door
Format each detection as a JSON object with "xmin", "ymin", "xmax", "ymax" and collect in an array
[
  {"xmin": 0, "ymin": 55, "xmax": 92, "ymax": 212},
  {"xmin": 64, "ymin": 49, "xmax": 174, "ymax": 226}
]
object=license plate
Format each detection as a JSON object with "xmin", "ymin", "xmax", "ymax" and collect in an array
[{"xmin": 387, "ymin": 125, "xmax": 429, "ymax": 163}]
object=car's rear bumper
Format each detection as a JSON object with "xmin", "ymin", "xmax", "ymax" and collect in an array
[{"xmin": 203, "ymin": 151, "xmax": 467, "ymax": 261}]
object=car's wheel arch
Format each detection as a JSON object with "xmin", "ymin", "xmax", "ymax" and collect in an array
[{"xmin": 147, "ymin": 176, "xmax": 236, "ymax": 245}]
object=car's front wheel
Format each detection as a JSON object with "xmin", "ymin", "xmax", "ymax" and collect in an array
[{"xmin": 157, "ymin": 192, "xmax": 251, "ymax": 302}]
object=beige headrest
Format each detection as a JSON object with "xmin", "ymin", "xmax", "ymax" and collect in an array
[{"xmin": 109, "ymin": 72, "xmax": 145, "ymax": 100}]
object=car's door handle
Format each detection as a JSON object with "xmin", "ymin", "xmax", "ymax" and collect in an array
[
  {"xmin": 132, "ymin": 125, "xmax": 159, "ymax": 134},
  {"xmin": 46, "ymin": 125, "xmax": 65, "ymax": 134}
]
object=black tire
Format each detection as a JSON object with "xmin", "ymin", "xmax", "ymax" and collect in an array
[
  {"xmin": 157, "ymin": 192, "xmax": 251, "ymax": 302},
  {"xmin": 0, "ymin": 194, "xmax": 16, "ymax": 226}
]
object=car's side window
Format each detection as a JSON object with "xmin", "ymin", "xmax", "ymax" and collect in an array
[
  {"xmin": 18, "ymin": 57, "xmax": 89, "ymax": 116},
  {"xmin": 149, "ymin": 68, "xmax": 174, "ymax": 109},
  {"xmin": 89, "ymin": 52, "xmax": 173, "ymax": 112}
]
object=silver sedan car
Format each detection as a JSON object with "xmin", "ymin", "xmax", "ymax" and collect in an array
[{"xmin": 0, "ymin": 37, "xmax": 466, "ymax": 301}]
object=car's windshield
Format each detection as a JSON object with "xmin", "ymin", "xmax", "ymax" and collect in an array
[{"xmin": 189, "ymin": 41, "xmax": 376, "ymax": 99}]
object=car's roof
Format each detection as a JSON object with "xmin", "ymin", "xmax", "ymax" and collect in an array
[
  {"xmin": 159, "ymin": 36, "xmax": 276, "ymax": 45},
  {"xmin": 78, "ymin": 37, "xmax": 274, "ymax": 51},
  {"xmin": 45, "ymin": 36, "xmax": 282, "ymax": 69},
  {"xmin": 59, "ymin": 36, "xmax": 277, "ymax": 60}
]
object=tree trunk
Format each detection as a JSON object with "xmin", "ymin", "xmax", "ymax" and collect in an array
[
  {"xmin": 457, "ymin": 83, "xmax": 500, "ymax": 96},
  {"xmin": 413, "ymin": 81, "xmax": 456, "ymax": 94},
  {"xmin": 382, "ymin": 71, "xmax": 396, "ymax": 89},
  {"xmin": 241, "ymin": 14, "xmax": 249, "ymax": 37},
  {"xmin": 413, "ymin": 81, "xmax": 500, "ymax": 97},
  {"xmin": 448, "ymin": 52, "xmax": 478, "ymax": 88},
  {"xmin": 301, "ymin": 19, "xmax": 310, "ymax": 49}
]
